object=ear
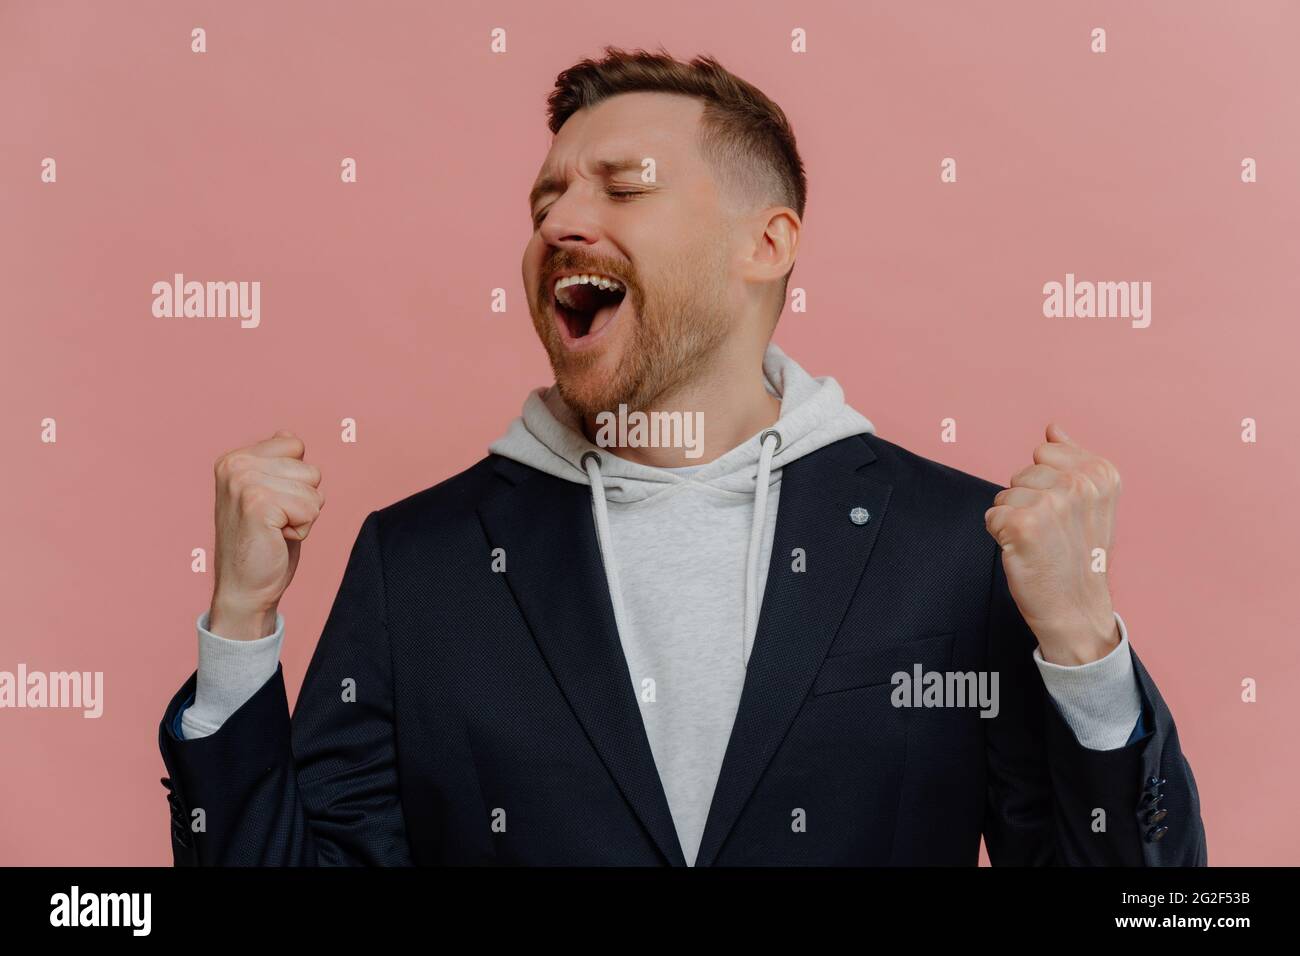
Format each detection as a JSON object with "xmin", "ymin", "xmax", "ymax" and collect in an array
[{"xmin": 742, "ymin": 207, "xmax": 799, "ymax": 285}]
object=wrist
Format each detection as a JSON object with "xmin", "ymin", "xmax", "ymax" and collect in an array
[
  {"xmin": 208, "ymin": 595, "xmax": 279, "ymax": 641},
  {"xmin": 1038, "ymin": 614, "xmax": 1120, "ymax": 666}
]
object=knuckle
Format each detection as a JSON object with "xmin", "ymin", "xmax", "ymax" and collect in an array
[
  {"xmin": 1065, "ymin": 470, "xmax": 1093, "ymax": 497},
  {"xmin": 219, "ymin": 453, "xmax": 255, "ymax": 487}
]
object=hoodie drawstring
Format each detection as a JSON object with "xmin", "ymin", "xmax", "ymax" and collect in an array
[
  {"xmin": 582, "ymin": 450, "xmax": 632, "ymax": 657},
  {"xmin": 581, "ymin": 428, "xmax": 781, "ymax": 670},
  {"xmin": 743, "ymin": 429, "xmax": 781, "ymax": 666}
]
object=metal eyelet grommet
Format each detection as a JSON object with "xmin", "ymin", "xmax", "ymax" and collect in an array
[
  {"xmin": 581, "ymin": 450, "xmax": 602, "ymax": 470},
  {"xmin": 759, "ymin": 429, "xmax": 782, "ymax": 452}
]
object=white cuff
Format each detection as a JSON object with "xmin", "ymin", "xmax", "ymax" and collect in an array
[
  {"xmin": 180, "ymin": 608, "xmax": 285, "ymax": 740},
  {"xmin": 1032, "ymin": 610, "xmax": 1142, "ymax": 751}
]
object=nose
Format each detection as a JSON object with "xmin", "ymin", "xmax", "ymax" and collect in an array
[{"xmin": 538, "ymin": 188, "xmax": 603, "ymax": 248}]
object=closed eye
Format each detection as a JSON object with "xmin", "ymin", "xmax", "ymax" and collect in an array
[{"xmin": 532, "ymin": 188, "xmax": 644, "ymax": 228}]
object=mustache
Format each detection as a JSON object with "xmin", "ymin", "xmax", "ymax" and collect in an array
[{"xmin": 542, "ymin": 255, "xmax": 633, "ymax": 287}]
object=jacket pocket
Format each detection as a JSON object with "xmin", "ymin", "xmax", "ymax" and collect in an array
[{"xmin": 811, "ymin": 631, "xmax": 958, "ymax": 696}]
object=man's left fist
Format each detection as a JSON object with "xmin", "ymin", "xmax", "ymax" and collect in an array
[{"xmin": 984, "ymin": 422, "xmax": 1122, "ymax": 665}]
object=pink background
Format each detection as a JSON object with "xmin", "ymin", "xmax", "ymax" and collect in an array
[{"xmin": 2, "ymin": 0, "xmax": 1297, "ymax": 865}]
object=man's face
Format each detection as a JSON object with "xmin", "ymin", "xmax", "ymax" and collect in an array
[{"xmin": 522, "ymin": 92, "xmax": 736, "ymax": 418}]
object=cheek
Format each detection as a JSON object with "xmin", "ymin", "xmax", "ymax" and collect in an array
[{"xmin": 521, "ymin": 242, "xmax": 543, "ymax": 302}]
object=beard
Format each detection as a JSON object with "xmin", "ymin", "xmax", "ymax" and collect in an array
[{"xmin": 531, "ymin": 239, "xmax": 733, "ymax": 419}]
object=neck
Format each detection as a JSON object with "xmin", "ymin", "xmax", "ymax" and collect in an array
[{"xmin": 581, "ymin": 352, "xmax": 781, "ymax": 467}]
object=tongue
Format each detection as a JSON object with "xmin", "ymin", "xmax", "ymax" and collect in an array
[{"xmin": 587, "ymin": 298, "xmax": 621, "ymax": 337}]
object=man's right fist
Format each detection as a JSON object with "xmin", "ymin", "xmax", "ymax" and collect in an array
[{"xmin": 208, "ymin": 429, "xmax": 325, "ymax": 641}]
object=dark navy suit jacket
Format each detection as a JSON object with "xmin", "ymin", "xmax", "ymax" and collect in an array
[{"xmin": 158, "ymin": 434, "xmax": 1207, "ymax": 865}]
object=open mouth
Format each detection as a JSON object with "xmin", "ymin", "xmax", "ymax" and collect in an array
[{"xmin": 552, "ymin": 273, "xmax": 628, "ymax": 344}]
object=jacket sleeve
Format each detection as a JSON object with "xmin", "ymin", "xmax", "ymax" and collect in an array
[
  {"xmin": 157, "ymin": 510, "xmax": 414, "ymax": 866},
  {"xmin": 981, "ymin": 549, "xmax": 1207, "ymax": 866}
]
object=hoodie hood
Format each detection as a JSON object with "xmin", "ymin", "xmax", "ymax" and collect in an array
[{"xmin": 488, "ymin": 342, "xmax": 875, "ymax": 499}]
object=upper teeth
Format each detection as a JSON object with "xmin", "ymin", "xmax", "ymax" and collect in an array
[{"xmin": 554, "ymin": 273, "xmax": 624, "ymax": 295}]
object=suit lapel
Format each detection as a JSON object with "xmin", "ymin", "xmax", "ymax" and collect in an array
[
  {"xmin": 478, "ymin": 462, "xmax": 688, "ymax": 867},
  {"xmin": 692, "ymin": 436, "xmax": 893, "ymax": 866}
]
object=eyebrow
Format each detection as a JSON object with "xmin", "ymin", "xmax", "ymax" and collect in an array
[{"xmin": 528, "ymin": 157, "xmax": 649, "ymax": 212}]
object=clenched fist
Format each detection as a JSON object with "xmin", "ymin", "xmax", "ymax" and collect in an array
[
  {"xmin": 209, "ymin": 429, "xmax": 325, "ymax": 641},
  {"xmin": 983, "ymin": 422, "xmax": 1122, "ymax": 666}
]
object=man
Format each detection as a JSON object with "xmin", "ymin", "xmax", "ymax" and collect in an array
[{"xmin": 158, "ymin": 47, "xmax": 1206, "ymax": 866}]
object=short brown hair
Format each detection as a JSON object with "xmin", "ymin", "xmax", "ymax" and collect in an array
[{"xmin": 546, "ymin": 46, "xmax": 807, "ymax": 302}]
